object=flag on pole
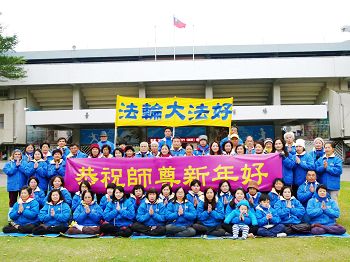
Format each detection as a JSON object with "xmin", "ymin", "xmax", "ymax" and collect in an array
[{"xmin": 173, "ymin": 16, "xmax": 186, "ymax": 28}]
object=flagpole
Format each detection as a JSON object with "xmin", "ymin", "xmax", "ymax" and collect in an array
[
  {"xmin": 173, "ymin": 19, "xmax": 176, "ymax": 61},
  {"xmin": 154, "ymin": 25, "xmax": 157, "ymax": 61},
  {"xmin": 192, "ymin": 24, "xmax": 195, "ymax": 61}
]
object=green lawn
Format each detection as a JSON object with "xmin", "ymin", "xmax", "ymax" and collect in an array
[{"xmin": 0, "ymin": 184, "xmax": 349, "ymax": 262}]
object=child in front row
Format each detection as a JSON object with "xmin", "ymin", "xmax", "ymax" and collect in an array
[
  {"xmin": 224, "ymin": 200, "xmax": 257, "ymax": 240},
  {"xmin": 255, "ymin": 193, "xmax": 286, "ymax": 237}
]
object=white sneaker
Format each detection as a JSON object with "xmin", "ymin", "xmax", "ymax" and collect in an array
[{"xmin": 277, "ymin": 233, "xmax": 287, "ymax": 238}]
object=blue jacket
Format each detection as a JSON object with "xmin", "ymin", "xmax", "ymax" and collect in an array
[
  {"xmin": 39, "ymin": 200, "xmax": 71, "ymax": 226},
  {"xmin": 281, "ymin": 154, "xmax": 296, "ymax": 186},
  {"xmin": 25, "ymin": 160, "xmax": 49, "ymax": 191},
  {"xmin": 136, "ymin": 199, "xmax": 166, "ymax": 226},
  {"xmin": 103, "ymin": 198, "xmax": 135, "ymax": 227},
  {"xmin": 46, "ymin": 187, "xmax": 72, "ymax": 206},
  {"xmin": 135, "ymin": 151, "xmax": 154, "ymax": 158},
  {"xmin": 197, "ymin": 200, "xmax": 225, "ymax": 227},
  {"xmin": 66, "ymin": 150, "xmax": 88, "ymax": 159},
  {"xmin": 186, "ymin": 190, "xmax": 204, "ymax": 207},
  {"xmin": 10, "ymin": 198, "xmax": 40, "ymax": 226},
  {"xmin": 32, "ymin": 187, "xmax": 46, "ymax": 207},
  {"xmin": 73, "ymin": 201, "xmax": 103, "ymax": 226},
  {"xmin": 55, "ymin": 146, "xmax": 71, "ymax": 160},
  {"xmin": 48, "ymin": 159, "xmax": 66, "ymax": 178},
  {"xmin": 165, "ymin": 200, "xmax": 196, "ymax": 226},
  {"xmin": 315, "ymin": 154, "xmax": 342, "ymax": 190},
  {"xmin": 158, "ymin": 137, "xmax": 173, "ymax": 152},
  {"xmin": 224, "ymin": 199, "xmax": 245, "ymax": 217},
  {"xmin": 268, "ymin": 189, "xmax": 281, "ymax": 208},
  {"xmin": 255, "ymin": 204, "xmax": 281, "ymax": 227},
  {"xmin": 218, "ymin": 192, "xmax": 233, "ymax": 211},
  {"xmin": 22, "ymin": 152, "xmax": 34, "ymax": 163},
  {"xmin": 98, "ymin": 140, "xmax": 115, "ymax": 152},
  {"xmin": 246, "ymin": 192, "xmax": 261, "ymax": 209},
  {"xmin": 308, "ymin": 149, "xmax": 325, "ymax": 164},
  {"xmin": 297, "ymin": 181, "xmax": 319, "ymax": 207},
  {"xmin": 293, "ymin": 152, "xmax": 314, "ymax": 186},
  {"xmin": 42, "ymin": 151, "xmax": 53, "ymax": 164},
  {"xmin": 306, "ymin": 197, "xmax": 340, "ymax": 226},
  {"xmin": 285, "ymin": 144, "xmax": 296, "ymax": 155},
  {"xmin": 224, "ymin": 200, "xmax": 257, "ymax": 226},
  {"xmin": 129, "ymin": 194, "xmax": 146, "ymax": 213},
  {"xmin": 3, "ymin": 160, "xmax": 27, "ymax": 191},
  {"xmin": 72, "ymin": 191, "xmax": 98, "ymax": 211},
  {"xmin": 99, "ymin": 194, "xmax": 113, "ymax": 210},
  {"xmin": 194, "ymin": 145, "xmax": 210, "ymax": 156},
  {"xmin": 220, "ymin": 136, "xmax": 243, "ymax": 149},
  {"xmin": 170, "ymin": 147, "xmax": 185, "ymax": 157},
  {"xmin": 274, "ymin": 196, "xmax": 305, "ymax": 224}
]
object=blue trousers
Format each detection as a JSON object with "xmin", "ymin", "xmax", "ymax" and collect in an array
[{"xmin": 257, "ymin": 224, "xmax": 285, "ymax": 237}]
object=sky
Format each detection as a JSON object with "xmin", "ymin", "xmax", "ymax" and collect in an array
[{"xmin": 1, "ymin": 0, "xmax": 350, "ymax": 52}]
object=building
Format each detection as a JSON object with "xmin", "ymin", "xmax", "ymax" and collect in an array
[{"xmin": 1, "ymin": 42, "xmax": 350, "ymax": 157}]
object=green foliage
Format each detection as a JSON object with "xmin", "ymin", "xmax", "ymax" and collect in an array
[{"xmin": 0, "ymin": 24, "xmax": 26, "ymax": 81}]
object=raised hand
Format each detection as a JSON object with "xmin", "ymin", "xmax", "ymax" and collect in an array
[
  {"xmin": 18, "ymin": 203, "xmax": 24, "ymax": 213},
  {"xmin": 193, "ymin": 197, "xmax": 198, "ymax": 207},
  {"xmin": 207, "ymin": 204, "xmax": 212, "ymax": 213},
  {"xmin": 149, "ymin": 205, "xmax": 154, "ymax": 215},
  {"xmin": 34, "ymin": 162, "xmax": 38, "ymax": 169},
  {"xmin": 295, "ymin": 156, "xmax": 301, "ymax": 164},
  {"xmin": 323, "ymin": 160, "xmax": 328, "ymax": 169},
  {"xmin": 116, "ymin": 202, "xmax": 121, "ymax": 211},
  {"xmin": 309, "ymin": 184, "xmax": 314, "ymax": 193},
  {"xmin": 50, "ymin": 208, "xmax": 55, "ymax": 216},
  {"xmin": 85, "ymin": 205, "xmax": 91, "ymax": 214},
  {"xmin": 178, "ymin": 205, "xmax": 184, "ymax": 216}
]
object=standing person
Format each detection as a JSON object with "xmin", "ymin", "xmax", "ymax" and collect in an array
[
  {"xmin": 113, "ymin": 147, "xmax": 124, "ymax": 158},
  {"xmin": 98, "ymin": 131, "xmax": 115, "ymax": 152},
  {"xmin": 158, "ymin": 127, "xmax": 173, "ymax": 152},
  {"xmin": 135, "ymin": 142, "xmax": 153, "ymax": 158},
  {"xmin": 48, "ymin": 149, "xmax": 66, "ymax": 179},
  {"xmin": 245, "ymin": 136, "xmax": 255, "ymax": 154},
  {"xmin": 272, "ymin": 138, "xmax": 296, "ymax": 187},
  {"xmin": 235, "ymin": 144, "xmax": 246, "ymax": 155},
  {"xmin": 88, "ymin": 144, "xmax": 101, "ymax": 158},
  {"xmin": 263, "ymin": 138, "xmax": 274, "ymax": 154},
  {"xmin": 293, "ymin": 139, "xmax": 314, "ymax": 193},
  {"xmin": 306, "ymin": 185, "xmax": 346, "ymax": 235},
  {"xmin": 220, "ymin": 125, "xmax": 243, "ymax": 149},
  {"xmin": 194, "ymin": 135, "xmax": 210, "ymax": 156},
  {"xmin": 3, "ymin": 149, "xmax": 27, "ymax": 221},
  {"xmin": 131, "ymin": 188, "xmax": 166, "ymax": 236},
  {"xmin": 254, "ymin": 141, "xmax": 264, "ymax": 155},
  {"xmin": 209, "ymin": 141, "xmax": 222, "ymax": 156},
  {"xmin": 309, "ymin": 137, "xmax": 325, "ymax": 164},
  {"xmin": 32, "ymin": 189, "xmax": 71, "ymax": 235},
  {"xmin": 67, "ymin": 190, "xmax": 103, "ymax": 235},
  {"xmin": 3, "ymin": 187, "xmax": 40, "ymax": 234},
  {"xmin": 165, "ymin": 187, "xmax": 197, "ymax": 237},
  {"xmin": 184, "ymin": 144, "xmax": 195, "ymax": 156},
  {"xmin": 193, "ymin": 187, "xmax": 226, "ymax": 237},
  {"xmin": 101, "ymin": 186, "xmax": 135, "ymax": 237},
  {"xmin": 150, "ymin": 141, "xmax": 159, "ymax": 157},
  {"xmin": 124, "ymin": 145, "xmax": 135, "ymax": 158},
  {"xmin": 101, "ymin": 145, "xmax": 113, "ymax": 158},
  {"xmin": 170, "ymin": 137, "xmax": 185, "ymax": 157},
  {"xmin": 158, "ymin": 145, "xmax": 172, "ymax": 158},
  {"xmin": 66, "ymin": 144, "xmax": 87, "ymax": 159},
  {"xmin": 224, "ymin": 200, "xmax": 258, "ymax": 240},
  {"xmin": 22, "ymin": 143, "xmax": 35, "ymax": 163},
  {"xmin": 315, "ymin": 142, "xmax": 342, "ymax": 203},
  {"xmin": 222, "ymin": 141, "xmax": 235, "ymax": 156},
  {"xmin": 24, "ymin": 149, "xmax": 48, "ymax": 192},
  {"xmin": 284, "ymin": 132, "xmax": 296, "ymax": 155},
  {"xmin": 41, "ymin": 142, "xmax": 53, "ymax": 163},
  {"xmin": 56, "ymin": 137, "xmax": 70, "ymax": 160}
]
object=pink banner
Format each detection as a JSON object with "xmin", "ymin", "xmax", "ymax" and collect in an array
[{"xmin": 65, "ymin": 153, "xmax": 282, "ymax": 193}]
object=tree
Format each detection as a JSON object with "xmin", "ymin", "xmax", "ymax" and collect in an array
[{"xmin": 0, "ymin": 23, "xmax": 26, "ymax": 81}]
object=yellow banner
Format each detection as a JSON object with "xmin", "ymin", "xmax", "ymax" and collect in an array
[{"xmin": 115, "ymin": 96, "xmax": 233, "ymax": 127}]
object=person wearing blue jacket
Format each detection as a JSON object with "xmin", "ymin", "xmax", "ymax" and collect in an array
[
  {"xmin": 193, "ymin": 187, "xmax": 226, "ymax": 236},
  {"xmin": 284, "ymin": 132, "xmax": 296, "ymax": 155},
  {"xmin": 224, "ymin": 199, "xmax": 258, "ymax": 240},
  {"xmin": 66, "ymin": 143, "xmax": 88, "ymax": 159},
  {"xmin": 41, "ymin": 142, "xmax": 53, "ymax": 164},
  {"xmin": 315, "ymin": 142, "xmax": 342, "ymax": 203},
  {"xmin": 194, "ymin": 135, "xmax": 210, "ymax": 156},
  {"xmin": 48, "ymin": 149, "xmax": 66, "ymax": 179},
  {"xmin": 28, "ymin": 176, "xmax": 46, "ymax": 208},
  {"xmin": 67, "ymin": 190, "xmax": 103, "ymax": 235},
  {"xmin": 99, "ymin": 183, "xmax": 116, "ymax": 211},
  {"xmin": 72, "ymin": 181, "xmax": 93, "ymax": 211},
  {"xmin": 25, "ymin": 149, "xmax": 49, "ymax": 192},
  {"xmin": 132, "ymin": 188, "xmax": 166, "ymax": 236},
  {"xmin": 101, "ymin": 186, "xmax": 135, "ymax": 237},
  {"xmin": 158, "ymin": 184, "xmax": 175, "ymax": 207},
  {"xmin": 246, "ymin": 180, "xmax": 261, "ymax": 209},
  {"xmin": 274, "ymin": 186, "xmax": 310, "ymax": 235},
  {"xmin": 170, "ymin": 137, "xmax": 185, "ymax": 157},
  {"xmin": 165, "ymin": 187, "xmax": 197, "ymax": 237},
  {"xmin": 3, "ymin": 149, "xmax": 27, "ymax": 220},
  {"xmin": 293, "ymin": 139, "xmax": 314, "ymax": 190},
  {"xmin": 129, "ymin": 185, "xmax": 146, "ymax": 213},
  {"xmin": 255, "ymin": 193, "xmax": 286, "ymax": 237},
  {"xmin": 157, "ymin": 127, "xmax": 173, "ymax": 152},
  {"xmin": 186, "ymin": 179, "xmax": 204, "ymax": 208},
  {"xmin": 3, "ymin": 187, "xmax": 40, "ymax": 233},
  {"xmin": 297, "ymin": 170, "xmax": 319, "ymax": 207},
  {"xmin": 56, "ymin": 137, "xmax": 70, "ymax": 160},
  {"xmin": 98, "ymin": 131, "xmax": 115, "ymax": 153},
  {"xmin": 46, "ymin": 176, "xmax": 72, "ymax": 206},
  {"xmin": 308, "ymin": 137, "xmax": 325, "ymax": 164},
  {"xmin": 268, "ymin": 178, "xmax": 285, "ymax": 208},
  {"xmin": 272, "ymin": 138, "xmax": 296, "ymax": 186},
  {"xmin": 32, "ymin": 189, "xmax": 71, "ymax": 235},
  {"xmin": 135, "ymin": 142, "xmax": 153, "ymax": 158},
  {"xmin": 306, "ymin": 185, "xmax": 346, "ymax": 235},
  {"xmin": 217, "ymin": 180, "xmax": 234, "ymax": 212},
  {"xmin": 220, "ymin": 126, "xmax": 243, "ymax": 149},
  {"xmin": 22, "ymin": 144, "xmax": 35, "ymax": 163}
]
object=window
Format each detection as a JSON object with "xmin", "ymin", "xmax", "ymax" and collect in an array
[{"xmin": 0, "ymin": 114, "xmax": 4, "ymax": 129}]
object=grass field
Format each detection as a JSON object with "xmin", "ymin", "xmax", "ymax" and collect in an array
[{"xmin": 0, "ymin": 184, "xmax": 349, "ymax": 262}]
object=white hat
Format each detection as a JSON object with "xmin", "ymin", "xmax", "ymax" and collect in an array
[
  {"xmin": 313, "ymin": 137, "xmax": 325, "ymax": 146},
  {"xmin": 229, "ymin": 134, "xmax": 239, "ymax": 140},
  {"xmin": 295, "ymin": 139, "xmax": 305, "ymax": 148}
]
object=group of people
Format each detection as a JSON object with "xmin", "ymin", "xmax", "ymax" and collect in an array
[{"xmin": 2, "ymin": 126, "xmax": 346, "ymax": 238}]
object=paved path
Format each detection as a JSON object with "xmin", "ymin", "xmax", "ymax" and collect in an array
[{"xmin": 1, "ymin": 161, "xmax": 350, "ymax": 187}]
